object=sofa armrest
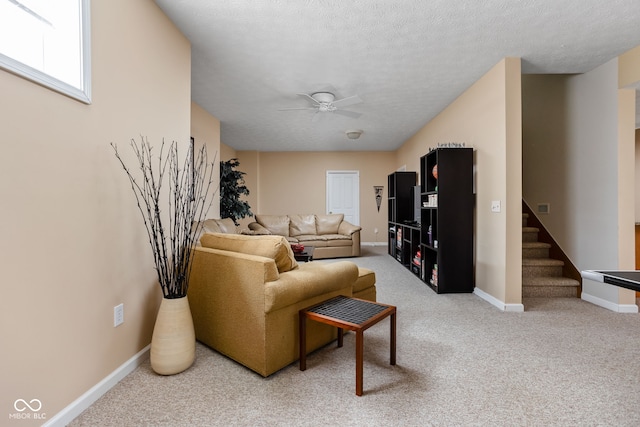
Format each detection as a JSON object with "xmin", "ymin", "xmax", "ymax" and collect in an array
[
  {"xmin": 338, "ymin": 220, "xmax": 362, "ymax": 236},
  {"xmin": 264, "ymin": 261, "xmax": 359, "ymax": 313},
  {"xmin": 188, "ymin": 247, "xmax": 282, "ymax": 372},
  {"xmin": 248, "ymin": 222, "xmax": 272, "ymax": 235}
]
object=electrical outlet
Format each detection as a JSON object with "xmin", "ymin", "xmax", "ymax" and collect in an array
[
  {"xmin": 374, "ymin": 228, "xmax": 379, "ymax": 234},
  {"xmin": 491, "ymin": 200, "xmax": 501, "ymax": 213},
  {"xmin": 114, "ymin": 303, "xmax": 124, "ymax": 327}
]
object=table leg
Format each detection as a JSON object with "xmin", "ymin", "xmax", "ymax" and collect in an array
[
  {"xmin": 299, "ymin": 312, "xmax": 306, "ymax": 371},
  {"xmin": 338, "ymin": 327, "xmax": 344, "ymax": 348},
  {"xmin": 356, "ymin": 329, "xmax": 363, "ymax": 396},
  {"xmin": 390, "ymin": 312, "xmax": 396, "ymax": 366}
]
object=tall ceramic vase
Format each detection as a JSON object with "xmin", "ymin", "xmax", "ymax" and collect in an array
[{"xmin": 150, "ymin": 296, "xmax": 195, "ymax": 375}]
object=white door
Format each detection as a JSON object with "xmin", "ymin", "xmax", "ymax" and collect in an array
[{"xmin": 326, "ymin": 171, "xmax": 359, "ymax": 225}]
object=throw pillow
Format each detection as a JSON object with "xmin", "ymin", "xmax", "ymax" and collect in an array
[{"xmin": 200, "ymin": 233, "xmax": 298, "ymax": 273}]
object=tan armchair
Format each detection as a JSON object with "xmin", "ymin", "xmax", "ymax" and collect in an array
[{"xmin": 187, "ymin": 233, "xmax": 374, "ymax": 377}]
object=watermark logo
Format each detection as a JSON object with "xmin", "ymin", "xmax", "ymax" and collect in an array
[
  {"xmin": 9, "ymin": 399, "xmax": 46, "ymax": 421},
  {"xmin": 14, "ymin": 399, "xmax": 41, "ymax": 412}
]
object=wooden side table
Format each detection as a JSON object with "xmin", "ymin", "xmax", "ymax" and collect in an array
[{"xmin": 299, "ymin": 295, "xmax": 396, "ymax": 396}]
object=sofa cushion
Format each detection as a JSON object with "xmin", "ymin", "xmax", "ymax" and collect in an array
[
  {"xmin": 197, "ymin": 218, "xmax": 237, "ymax": 234},
  {"xmin": 316, "ymin": 214, "xmax": 344, "ymax": 235},
  {"xmin": 321, "ymin": 234, "xmax": 351, "ymax": 240},
  {"xmin": 324, "ymin": 238, "xmax": 353, "ymax": 247},
  {"xmin": 194, "ymin": 218, "xmax": 237, "ymax": 246},
  {"xmin": 264, "ymin": 261, "xmax": 359, "ymax": 313},
  {"xmin": 215, "ymin": 218, "xmax": 237, "ymax": 234},
  {"xmin": 256, "ymin": 215, "xmax": 290, "ymax": 237},
  {"xmin": 200, "ymin": 219, "xmax": 222, "ymax": 234},
  {"xmin": 295, "ymin": 238, "xmax": 328, "ymax": 247},
  {"xmin": 200, "ymin": 233, "xmax": 298, "ymax": 273},
  {"xmin": 289, "ymin": 214, "xmax": 317, "ymax": 237}
]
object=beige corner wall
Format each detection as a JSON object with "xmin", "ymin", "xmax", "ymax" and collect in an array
[
  {"xmin": 619, "ymin": 45, "xmax": 640, "ymax": 88},
  {"xmin": 523, "ymin": 48, "xmax": 638, "ymax": 309},
  {"xmin": 220, "ymin": 142, "xmax": 237, "ymax": 162},
  {"xmin": 236, "ymin": 151, "xmax": 397, "ymax": 243},
  {"xmin": 636, "ymin": 130, "xmax": 640, "ymax": 222},
  {"xmin": 0, "ymin": 1, "xmax": 191, "ymax": 425},
  {"xmin": 191, "ymin": 102, "xmax": 221, "ymax": 219},
  {"xmin": 396, "ymin": 58, "xmax": 523, "ymax": 306}
]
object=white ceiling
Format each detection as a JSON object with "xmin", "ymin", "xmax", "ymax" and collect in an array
[{"xmin": 154, "ymin": 0, "xmax": 640, "ymax": 152}]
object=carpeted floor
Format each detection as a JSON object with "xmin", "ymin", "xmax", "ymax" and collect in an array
[{"xmin": 69, "ymin": 246, "xmax": 640, "ymax": 426}]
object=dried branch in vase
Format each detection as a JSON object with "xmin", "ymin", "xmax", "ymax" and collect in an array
[{"xmin": 111, "ymin": 137, "xmax": 217, "ymax": 298}]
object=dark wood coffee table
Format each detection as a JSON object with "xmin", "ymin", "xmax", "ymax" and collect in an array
[
  {"xmin": 293, "ymin": 246, "xmax": 314, "ymax": 262},
  {"xmin": 299, "ymin": 295, "xmax": 396, "ymax": 396}
]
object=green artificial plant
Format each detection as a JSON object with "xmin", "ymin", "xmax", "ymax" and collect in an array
[{"xmin": 220, "ymin": 158, "xmax": 253, "ymax": 225}]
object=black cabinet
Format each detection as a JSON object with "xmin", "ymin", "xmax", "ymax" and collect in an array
[
  {"xmin": 420, "ymin": 148, "xmax": 474, "ymax": 293},
  {"xmin": 387, "ymin": 171, "xmax": 417, "ymax": 263}
]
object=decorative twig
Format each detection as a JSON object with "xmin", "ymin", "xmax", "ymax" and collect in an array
[{"xmin": 111, "ymin": 137, "xmax": 216, "ymax": 298}]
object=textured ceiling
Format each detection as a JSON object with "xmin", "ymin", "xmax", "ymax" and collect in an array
[{"xmin": 154, "ymin": 0, "xmax": 640, "ymax": 152}]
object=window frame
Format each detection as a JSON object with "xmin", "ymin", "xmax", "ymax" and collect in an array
[{"xmin": 0, "ymin": 0, "xmax": 92, "ymax": 104}]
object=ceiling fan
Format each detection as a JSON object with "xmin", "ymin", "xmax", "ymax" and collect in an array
[{"xmin": 280, "ymin": 91, "xmax": 363, "ymax": 121}]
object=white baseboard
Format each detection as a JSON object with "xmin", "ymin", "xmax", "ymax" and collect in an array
[
  {"xmin": 362, "ymin": 242, "xmax": 387, "ymax": 247},
  {"xmin": 43, "ymin": 345, "xmax": 150, "ymax": 427},
  {"xmin": 474, "ymin": 287, "xmax": 525, "ymax": 312},
  {"xmin": 581, "ymin": 292, "xmax": 639, "ymax": 313}
]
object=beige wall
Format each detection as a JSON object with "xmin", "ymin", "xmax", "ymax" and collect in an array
[
  {"xmin": 0, "ymin": 0, "xmax": 191, "ymax": 425},
  {"xmin": 236, "ymin": 151, "xmax": 397, "ymax": 243},
  {"xmin": 396, "ymin": 58, "xmax": 523, "ymax": 306},
  {"xmin": 191, "ymin": 102, "xmax": 221, "ymax": 219}
]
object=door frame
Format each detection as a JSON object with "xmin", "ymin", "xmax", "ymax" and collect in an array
[{"xmin": 326, "ymin": 170, "xmax": 360, "ymax": 225}]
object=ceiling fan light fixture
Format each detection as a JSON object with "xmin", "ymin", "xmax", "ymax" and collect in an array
[
  {"xmin": 346, "ymin": 130, "xmax": 363, "ymax": 140},
  {"xmin": 311, "ymin": 92, "xmax": 335, "ymax": 103}
]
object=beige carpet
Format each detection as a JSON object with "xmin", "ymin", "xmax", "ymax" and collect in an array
[{"xmin": 69, "ymin": 247, "xmax": 640, "ymax": 426}]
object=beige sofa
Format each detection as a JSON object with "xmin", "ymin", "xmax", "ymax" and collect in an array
[
  {"xmin": 188, "ymin": 233, "xmax": 376, "ymax": 377},
  {"xmin": 247, "ymin": 214, "xmax": 361, "ymax": 259}
]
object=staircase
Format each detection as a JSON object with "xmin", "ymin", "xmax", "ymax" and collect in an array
[{"xmin": 522, "ymin": 213, "xmax": 580, "ymax": 297}]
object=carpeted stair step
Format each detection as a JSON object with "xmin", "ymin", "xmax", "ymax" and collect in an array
[
  {"xmin": 522, "ymin": 226, "xmax": 539, "ymax": 243},
  {"xmin": 521, "ymin": 208, "xmax": 580, "ymax": 299},
  {"xmin": 522, "ymin": 276, "xmax": 580, "ymax": 297},
  {"xmin": 522, "ymin": 258, "xmax": 564, "ymax": 278},
  {"xmin": 522, "ymin": 241, "xmax": 551, "ymax": 259}
]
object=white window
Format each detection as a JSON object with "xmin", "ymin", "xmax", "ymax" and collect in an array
[{"xmin": 0, "ymin": 0, "xmax": 91, "ymax": 103}]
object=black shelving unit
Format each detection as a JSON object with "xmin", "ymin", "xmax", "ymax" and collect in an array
[
  {"xmin": 420, "ymin": 148, "xmax": 474, "ymax": 293},
  {"xmin": 387, "ymin": 171, "xmax": 417, "ymax": 265}
]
